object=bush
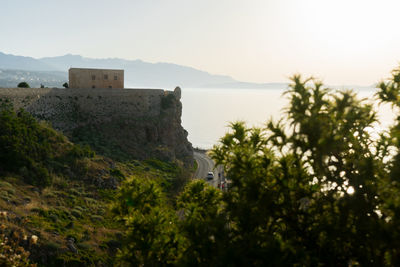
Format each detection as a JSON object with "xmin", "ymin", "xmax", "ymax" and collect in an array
[
  {"xmin": 0, "ymin": 104, "xmax": 96, "ymax": 187},
  {"xmin": 71, "ymin": 209, "xmax": 82, "ymax": 218},
  {"xmin": 0, "ymin": 105, "xmax": 54, "ymax": 186},
  {"xmin": 113, "ymin": 66, "xmax": 400, "ymax": 266},
  {"xmin": 112, "ymin": 176, "xmax": 185, "ymax": 266},
  {"xmin": 17, "ymin": 82, "xmax": 30, "ymax": 88}
]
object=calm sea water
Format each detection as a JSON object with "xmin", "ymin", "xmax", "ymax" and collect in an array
[{"xmin": 181, "ymin": 88, "xmax": 395, "ymax": 149}]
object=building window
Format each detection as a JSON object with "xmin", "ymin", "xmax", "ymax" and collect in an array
[
  {"xmin": 92, "ymin": 85, "xmax": 96, "ymax": 88},
  {"xmin": 104, "ymin": 74, "xmax": 108, "ymax": 80},
  {"xmin": 109, "ymin": 86, "xmax": 112, "ymax": 88},
  {"xmin": 92, "ymin": 75, "xmax": 96, "ymax": 80},
  {"xmin": 114, "ymin": 75, "xmax": 118, "ymax": 80}
]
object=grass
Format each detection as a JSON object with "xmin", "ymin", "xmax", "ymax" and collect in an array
[
  {"xmin": 0, "ymin": 172, "xmax": 122, "ymax": 265},
  {"xmin": 0, "ymin": 102, "xmax": 194, "ymax": 265},
  {"xmin": 0, "ymin": 157, "xmax": 192, "ymax": 266}
]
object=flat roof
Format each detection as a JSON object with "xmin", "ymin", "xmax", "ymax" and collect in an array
[{"xmin": 69, "ymin": 68, "xmax": 124, "ymax": 71}]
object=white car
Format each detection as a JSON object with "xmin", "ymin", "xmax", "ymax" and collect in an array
[{"xmin": 206, "ymin": 172, "xmax": 214, "ymax": 180}]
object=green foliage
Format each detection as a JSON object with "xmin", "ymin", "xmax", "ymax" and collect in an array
[
  {"xmin": 0, "ymin": 104, "xmax": 53, "ymax": 186},
  {"xmin": 0, "ymin": 104, "xmax": 95, "ymax": 187},
  {"xmin": 14, "ymin": 180, "xmax": 122, "ymax": 266},
  {"xmin": 62, "ymin": 82, "xmax": 69, "ymax": 88},
  {"xmin": 17, "ymin": 82, "xmax": 30, "ymax": 88},
  {"xmin": 112, "ymin": 176, "xmax": 185, "ymax": 266},
  {"xmin": 114, "ymin": 66, "xmax": 400, "ymax": 266},
  {"xmin": 143, "ymin": 159, "xmax": 192, "ymax": 195},
  {"xmin": 210, "ymin": 74, "xmax": 392, "ymax": 265},
  {"xmin": 64, "ymin": 144, "xmax": 95, "ymax": 161},
  {"xmin": 177, "ymin": 180, "xmax": 227, "ymax": 266},
  {"xmin": 113, "ymin": 178, "xmax": 227, "ymax": 266},
  {"xmin": 119, "ymin": 159, "xmax": 191, "ymax": 196},
  {"xmin": 144, "ymin": 158, "xmax": 177, "ymax": 173}
]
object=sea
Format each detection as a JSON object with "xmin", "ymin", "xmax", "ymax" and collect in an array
[{"xmin": 181, "ymin": 87, "xmax": 395, "ymax": 149}]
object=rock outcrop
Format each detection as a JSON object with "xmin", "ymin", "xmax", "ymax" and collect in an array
[{"xmin": 0, "ymin": 87, "xmax": 193, "ymax": 166}]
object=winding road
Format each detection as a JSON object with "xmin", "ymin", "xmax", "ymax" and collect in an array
[{"xmin": 193, "ymin": 151, "xmax": 222, "ymax": 187}]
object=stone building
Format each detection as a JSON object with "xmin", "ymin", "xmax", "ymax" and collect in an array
[{"xmin": 69, "ymin": 68, "xmax": 124, "ymax": 89}]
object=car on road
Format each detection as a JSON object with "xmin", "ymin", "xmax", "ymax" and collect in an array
[{"xmin": 206, "ymin": 172, "xmax": 214, "ymax": 180}]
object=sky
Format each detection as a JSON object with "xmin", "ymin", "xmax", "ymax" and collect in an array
[{"xmin": 1, "ymin": 0, "xmax": 400, "ymax": 86}]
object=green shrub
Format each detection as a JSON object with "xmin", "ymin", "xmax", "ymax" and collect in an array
[
  {"xmin": 0, "ymin": 105, "xmax": 54, "ymax": 186},
  {"xmin": 17, "ymin": 82, "xmax": 30, "ymax": 88},
  {"xmin": 77, "ymin": 242, "xmax": 92, "ymax": 250},
  {"xmin": 48, "ymin": 214, "xmax": 58, "ymax": 223},
  {"xmin": 45, "ymin": 241, "xmax": 62, "ymax": 251},
  {"xmin": 71, "ymin": 209, "xmax": 82, "ymax": 218},
  {"xmin": 112, "ymin": 67, "xmax": 400, "ymax": 266},
  {"xmin": 0, "ymin": 104, "xmax": 96, "ymax": 187},
  {"xmin": 110, "ymin": 168, "xmax": 124, "ymax": 179},
  {"xmin": 90, "ymin": 215, "xmax": 104, "ymax": 222},
  {"xmin": 66, "ymin": 144, "xmax": 95, "ymax": 160},
  {"xmin": 0, "ymin": 190, "xmax": 11, "ymax": 201}
]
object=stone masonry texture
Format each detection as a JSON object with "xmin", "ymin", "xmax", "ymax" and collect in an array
[{"xmin": 0, "ymin": 87, "xmax": 193, "ymax": 166}]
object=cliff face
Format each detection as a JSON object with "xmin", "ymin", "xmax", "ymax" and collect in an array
[{"xmin": 0, "ymin": 87, "xmax": 193, "ymax": 166}]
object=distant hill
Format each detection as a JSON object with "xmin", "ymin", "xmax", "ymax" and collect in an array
[
  {"xmin": 0, "ymin": 52, "xmax": 55, "ymax": 71},
  {"xmin": 0, "ymin": 52, "xmax": 287, "ymax": 89},
  {"xmin": 39, "ymin": 54, "xmax": 239, "ymax": 88},
  {"xmin": 0, "ymin": 52, "xmax": 374, "ymax": 90}
]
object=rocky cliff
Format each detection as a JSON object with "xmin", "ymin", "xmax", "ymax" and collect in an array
[{"xmin": 0, "ymin": 87, "xmax": 193, "ymax": 166}]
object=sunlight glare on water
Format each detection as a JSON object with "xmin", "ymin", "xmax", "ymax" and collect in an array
[
  {"xmin": 181, "ymin": 88, "xmax": 396, "ymax": 149},
  {"xmin": 181, "ymin": 88, "xmax": 286, "ymax": 149}
]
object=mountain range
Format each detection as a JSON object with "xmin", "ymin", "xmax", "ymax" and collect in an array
[{"xmin": 0, "ymin": 52, "xmax": 288, "ymax": 89}]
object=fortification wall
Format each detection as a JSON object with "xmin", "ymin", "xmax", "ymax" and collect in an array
[
  {"xmin": 0, "ymin": 88, "xmax": 167, "ymax": 128},
  {"xmin": 0, "ymin": 87, "xmax": 193, "ymax": 165}
]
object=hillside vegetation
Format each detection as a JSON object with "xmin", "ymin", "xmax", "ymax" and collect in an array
[
  {"xmin": 111, "ymin": 66, "xmax": 400, "ymax": 266},
  {"xmin": 0, "ymin": 103, "xmax": 189, "ymax": 266},
  {"xmin": 0, "ymin": 101, "xmax": 94, "ymax": 187},
  {"xmin": 4, "ymin": 66, "xmax": 400, "ymax": 266}
]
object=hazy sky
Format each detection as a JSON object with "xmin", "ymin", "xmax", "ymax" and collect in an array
[{"xmin": 1, "ymin": 0, "xmax": 400, "ymax": 85}]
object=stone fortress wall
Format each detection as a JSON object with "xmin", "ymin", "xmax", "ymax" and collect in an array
[
  {"xmin": 0, "ymin": 87, "xmax": 193, "ymax": 165},
  {"xmin": 0, "ymin": 88, "xmax": 168, "ymax": 126}
]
